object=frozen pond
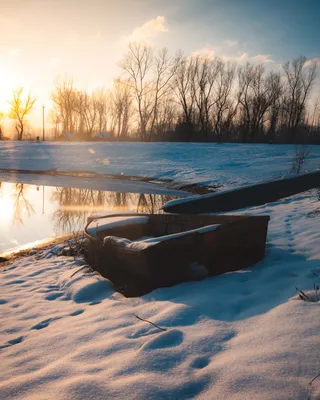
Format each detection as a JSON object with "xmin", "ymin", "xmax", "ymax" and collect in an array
[{"xmin": 0, "ymin": 181, "xmax": 180, "ymax": 254}]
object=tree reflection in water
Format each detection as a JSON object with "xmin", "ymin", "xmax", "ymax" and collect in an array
[
  {"xmin": 51, "ymin": 187, "xmax": 176, "ymax": 233},
  {"xmin": 13, "ymin": 184, "xmax": 35, "ymax": 225}
]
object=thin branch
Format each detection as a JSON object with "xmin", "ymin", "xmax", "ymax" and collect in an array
[
  {"xmin": 309, "ymin": 372, "xmax": 320, "ymax": 385},
  {"xmin": 134, "ymin": 314, "xmax": 167, "ymax": 331}
]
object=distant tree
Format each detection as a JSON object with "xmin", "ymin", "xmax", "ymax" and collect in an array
[
  {"xmin": 119, "ymin": 43, "xmax": 154, "ymax": 140},
  {"xmin": 212, "ymin": 61, "xmax": 238, "ymax": 142},
  {"xmin": 74, "ymin": 90, "xmax": 98, "ymax": 139},
  {"xmin": 282, "ymin": 57, "xmax": 317, "ymax": 141},
  {"xmin": 173, "ymin": 55, "xmax": 197, "ymax": 139},
  {"xmin": 191, "ymin": 56, "xmax": 221, "ymax": 139},
  {"xmin": 51, "ymin": 77, "xmax": 78, "ymax": 136},
  {"xmin": 149, "ymin": 48, "xmax": 180, "ymax": 136},
  {"xmin": 266, "ymin": 71, "xmax": 283, "ymax": 142},
  {"xmin": 110, "ymin": 78, "xmax": 133, "ymax": 139},
  {"xmin": 309, "ymin": 97, "xmax": 320, "ymax": 133},
  {"xmin": 8, "ymin": 88, "xmax": 36, "ymax": 140},
  {"xmin": 237, "ymin": 64, "xmax": 279, "ymax": 142},
  {"xmin": 94, "ymin": 88, "xmax": 111, "ymax": 135},
  {"xmin": 0, "ymin": 111, "xmax": 4, "ymax": 140}
]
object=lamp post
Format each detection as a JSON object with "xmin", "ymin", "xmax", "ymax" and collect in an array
[{"xmin": 42, "ymin": 104, "xmax": 45, "ymax": 141}]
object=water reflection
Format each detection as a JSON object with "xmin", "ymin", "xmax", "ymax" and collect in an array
[
  {"xmin": 13, "ymin": 184, "xmax": 35, "ymax": 225},
  {"xmin": 51, "ymin": 187, "xmax": 173, "ymax": 233},
  {"xmin": 0, "ymin": 182, "xmax": 177, "ymax": 252}
]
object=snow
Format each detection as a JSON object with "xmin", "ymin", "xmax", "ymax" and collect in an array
[
  {"xmin": 162, "ymin": 169, "xmax": 320, "ymax": 210},
  {"xmin": 86, "ymin": 216, "xmax": 149, "ymax": 238},
  {"xmin": 0, "ymin": 141, "xmax": 319, "ymax": 189},
  {"xmin": 0, "ymin": 141, "xmax": 319, "ymax": 398},
  {"xmin": 124, "ymin": 224, "xmax": 221, "ymax": 250},
  {"xmin": 1, "ymin": 189, "xmax": 319, "ymax": 399}
]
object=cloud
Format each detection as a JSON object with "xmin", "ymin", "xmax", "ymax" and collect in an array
[
  {"xmin": 251, "ymin": 54, "xmax": 273, "ymax": 64},
  {"xmin": 192, "ymin": 39, "xmax": 273, "ymax": 65},
  {"xmin": 222, "ymin": 52, "xmax": 273, "ymax": 64},
  {"xmin": 224, "ymin": 40, "xmax": 238, "ymax": 47},
  {"xmin": 191, "ymin": 48, "xmax": 273, "ymax": 65},
  {"xmin": 304, "ymin": 58, "xmax": 320, "ymax": 67},
  {"xmin": 127, "ymin": 16, "xmax": 169, "ymax": 43},
  {"xmin": 192, "ymin": 47, "xmax": 216, "ymax": 58}
]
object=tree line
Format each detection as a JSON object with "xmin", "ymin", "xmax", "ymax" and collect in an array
[{"xmin": 2, "ymin": 43, "xmax": 320, "ymax": 143}]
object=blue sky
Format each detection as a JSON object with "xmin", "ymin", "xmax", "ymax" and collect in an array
[{"xmin": 0, "ymin": 0, "xmax": 319, "ymax": 124}]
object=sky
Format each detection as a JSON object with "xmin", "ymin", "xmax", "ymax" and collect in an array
[{"xmin": 0, "ymin": 0, "xmax": 319, "ymax": 131}]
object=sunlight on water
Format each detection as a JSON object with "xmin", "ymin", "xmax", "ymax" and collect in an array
[{"xmin": 0, "ymin": 182, "xmax": 177, "ymax": 253}]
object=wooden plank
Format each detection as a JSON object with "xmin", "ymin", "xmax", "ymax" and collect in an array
[{"xmin": 162, "ymin": 170, "xmax": 320, "ymax": 214}]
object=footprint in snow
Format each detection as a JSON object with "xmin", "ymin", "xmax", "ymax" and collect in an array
[
  {"xmin": 140, "ymin": 329, "xmax": 184, "ymax": 351},
  {"xmin": 31, "ymin": 317, "xmax": 60, "ymax": 330},
  {"xmin": 190, "ymin": 356, "xmax": 210, "ymax": 369},
  {"xmin": 70, "ymin": 309, "xmax": 84, "ymax": 316},
  {"xmin": 0, "ymin": 336, "xmax": 24, "ymax": 350},
  {"xmin": 4, "ymin": 279, "xmax": 25, "ymax": 286},
  {"xmin": 45, "ymin": 292, "xmax": 64, "ymax": 301}
]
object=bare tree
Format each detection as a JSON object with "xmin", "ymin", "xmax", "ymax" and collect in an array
[
  {"xmin": 110, "ymin": 78, "xmax": 132, "ymax": 139},
  {"xmin": 282, "ymin": 56, "xmax": 317, "ymax": 141},
  {"xmin": 152, "ymin": 96, "xmax": 178, "ymax": 138},
  {"xmin": 119, "ymin": 43, "xmax": 154, "ymax": 140},
  {"xmin": 212, "ymin": 61, "xmax": 238, "ymax": 142},
  {"xmin": 51, "ymin": 77, "xmax": 78, "ymax": 136},
  {"xmin": 0, "ymin": 112, "xmax": 4, "ymax": 140},
  {"xmin": 74, "ymin": 90, "xmax": 98, "ymax": 139},
  {"xmin": 191, "ymin": 56, "xmax": 221, "ymax": 138},
  {"xmin": 291, "ymin": 145, "xmax": 312, "ymax": 174},
  {"xmin": 149, "ymin": 48, "xmax": 181, "ymax": 136},
  {"xmin": 266, "ymin": 71, "xmax": 283, "ymax": 142},
  {"xmin": 309, "ymin": 97, "xmax": 320, "ymax": 133},
  {"xmin": 173, "ymin": 55, "xmax": 197, "ymax": 139},
  {"xmin": 94, "ymin": 88, "xmax": 111, "ymax": 134},
  {"xmin": 8, "ymin": 88, "xmax": 36, "ymax": 140},
  {"xmin": 237, "ymin": 64, "xmax": 279, "ymax": 142}
]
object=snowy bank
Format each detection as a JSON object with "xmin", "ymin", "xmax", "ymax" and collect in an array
[{"xmin": 0, "ymin": 190, "xmax": 319, "ymax": 399}]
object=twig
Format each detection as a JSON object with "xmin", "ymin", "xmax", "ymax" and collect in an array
[
  {"xmin": 309, "ymin": 372, "xmax": 320, "ymax": 385},
  {"xmin": 295, "ymin": 287, "xmax": 310, "ymax": 300},
  {"xmin": 69, "ymin": 265, "xmax": 92, "ymax": 279},
  {"xmin": 134, "ymin": 314, "xmax": 167, "ymax": 331},
  {"xmin": 314, "ymin": 283, "xmax": 319, "ymax": 301}
]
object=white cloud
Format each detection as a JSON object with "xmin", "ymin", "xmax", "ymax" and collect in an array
[
  {"xmin": 224, "ymin": 40, "xmax": 238, "ymax": 47},
  {"xmin": 304, "ymin": 58, "xmax": 320, "ymax": 67},
  {"xmin": 192, "ymin": 40, "xmax": 273, "ymax": 65},
  {"xmin": 192, "ymin": 47, "xmax": 216, "ymax": 58},
  {"xmin": 222, "ymin": 52, "xmax": 273, "ymax": 64},
  {"xmin": 127, "ymin": 16, "xmax": 169, "ymax": 43},
  {"xmin": 251, "ymin": 54, "xmax": 273, "ymax": 64}
]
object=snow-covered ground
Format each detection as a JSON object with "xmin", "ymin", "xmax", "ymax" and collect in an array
[
  {"xmin": 1, "ymin": 189, "xmax": 319, "ymax": 400},
  {"xmin": 0, "ymin": 141, "xmax": 319, "ymax": 188}
]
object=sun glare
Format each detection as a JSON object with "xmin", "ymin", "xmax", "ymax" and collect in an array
[{"xmin": 0, "ymin": 195, "xmax": 14, "ymax": 224}]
